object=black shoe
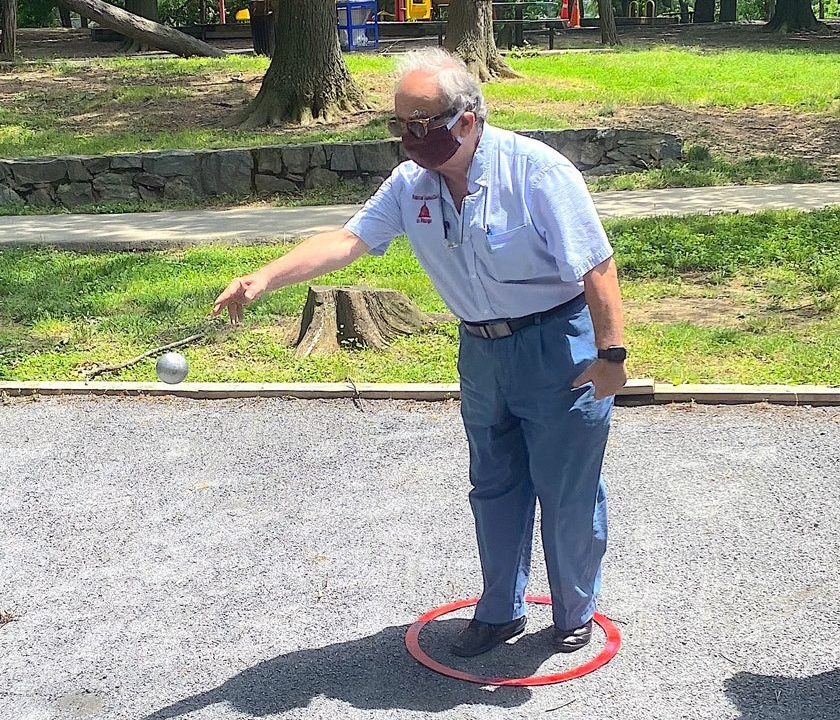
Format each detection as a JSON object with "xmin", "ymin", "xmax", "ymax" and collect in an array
[
  {"xmin": 451, "ymin": 616, "xmax": 527, "ymax": 657},
  {"xmin": 553, "ymin": 620, "xmax": 593, "ymax": 653}
]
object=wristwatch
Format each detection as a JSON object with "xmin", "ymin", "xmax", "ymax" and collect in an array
[{"xmin": 597, "ymin": 346, "xmax": 628, "ymax": 363}]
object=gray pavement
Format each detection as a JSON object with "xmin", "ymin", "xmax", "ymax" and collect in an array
[
  {"xmin": 1, "ymin": 397, "xmax": 838, "ymax": 720},
  {"xmin": 2, "ymin": 182, "xmax": 839, "ymax": 249}
]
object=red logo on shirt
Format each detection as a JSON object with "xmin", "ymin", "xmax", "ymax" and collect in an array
[{"xmin": 417, "ymin": 202, "xmax": 432, "ymax": 224}]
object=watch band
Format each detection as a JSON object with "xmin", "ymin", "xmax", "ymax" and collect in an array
[{"xmin": 597, "ymin": 346, "xmax": 628, "ymax": 363}]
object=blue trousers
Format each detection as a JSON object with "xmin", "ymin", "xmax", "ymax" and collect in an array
[{"xmin": 457, "ymin": 295, "xmax": 613, "ymax": 631}]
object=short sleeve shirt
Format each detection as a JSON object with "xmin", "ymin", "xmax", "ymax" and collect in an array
[{"xmin": 344, "ymin": 123, "xmax": 613, "ymax": 322}]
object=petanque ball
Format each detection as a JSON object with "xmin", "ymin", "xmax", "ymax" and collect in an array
[{"xmin": 156, "ymin": 352, "xmax": 189, "ymax": 384}]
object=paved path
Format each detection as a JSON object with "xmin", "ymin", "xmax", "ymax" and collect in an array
[
  {"xmin": 2, "ymin": 182, "xmax": 838, "ymax": 249},
  {"xmin": 1, "ymin": 397, "xmax": 838, "ymax": 720}
]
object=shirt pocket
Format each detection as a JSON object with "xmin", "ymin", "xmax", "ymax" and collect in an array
[{"xmin": 479, "ymin": 222, "xmax": 544, "ymax": 282}]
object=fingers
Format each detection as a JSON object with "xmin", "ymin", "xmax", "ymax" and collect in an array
[
  {"xmin": 212, "ymin": 279, "xmax": 242, "ymax": 317},
  {"xmin": 212, "ymin": 277, "xmax": 264, "ymax": 325}
]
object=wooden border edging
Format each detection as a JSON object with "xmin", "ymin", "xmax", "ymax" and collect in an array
[
  {"xmin": 1, "ymin": 380, "xmax": 838, "ymax": 406},
  {"xmin": 652, "ymin": 383, "xmax": 840, "ymax": 407}
]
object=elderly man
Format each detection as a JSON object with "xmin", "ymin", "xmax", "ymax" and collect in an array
[{"xmin": 214, "ymin": 48, "xmax": 627, "ymax": 658}]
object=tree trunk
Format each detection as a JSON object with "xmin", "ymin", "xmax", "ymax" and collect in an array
[
  {"xmin": 235, "ymin": 0, "xmax": 367, "ymax": 127},
  {"xmin": 444, "ymin": 0, "xmax": 518, "ymax": 82},
  {"xmin": 764, "ymin": 0, "xmax": 822, "ymax": 30},
  {"xmin": 597, "ymin": 0, "xmax": 621, "ymax": 44},
  {"xmin": 0, "ymin": 0, "xmax": 15, "ymax": 61},
  {"xmin": 119, "ymin": 0, "xmax": 159, "ymax": 53},
  {"xmin": 693, "ymin": 0, "xmax": 715, "ymax": 21},
  {"xmin": 59, "ymin": 0, "xmax": 226, "ymax": 57},
  {"xmin": 59, "ymin": 4, "xmax": 73, "ymax": 27},
  {"xmin": 294, "ymin": 286, "xmax": 429, "ymax": 357},
  {"xmin": 719, "ymin": 0, "xmax": 736, "ymax": 20},
  {"xmin": 679, "ymin": 0, "xmax": 691, "ymax": 22}
]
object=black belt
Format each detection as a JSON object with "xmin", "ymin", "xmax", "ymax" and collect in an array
[{"xmin": 461, "ymin": 294, "xmax": 584, "ymax": 340}]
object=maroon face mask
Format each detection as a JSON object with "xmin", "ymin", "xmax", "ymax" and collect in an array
[{"xmin": 402, "ymin": 109, "xmax": 466, "ymax": 170}]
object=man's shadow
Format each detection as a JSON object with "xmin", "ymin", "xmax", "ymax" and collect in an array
[
  {"xmin": 144, "ymin": 620, "xmax": 568, "ymax": 718},
  {"xmin": 725, "ymin": 668, "xmax": 840, "ymax": 719}
]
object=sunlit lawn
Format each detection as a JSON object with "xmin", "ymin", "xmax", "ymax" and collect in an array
[{"xmin": 2, "ymin": 208, "xmax": 837, "ymax": 386}]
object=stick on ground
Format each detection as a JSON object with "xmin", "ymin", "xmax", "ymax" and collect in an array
[{"xmin": 84, "ymin": 332, "xmax": 206, "ymax": 379}]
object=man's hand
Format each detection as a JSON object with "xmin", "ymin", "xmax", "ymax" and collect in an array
[
  {"xmin": 573, "ymin": 359, "xmax": 628, "ymax": 400},
  {"xmin": 212, "ymin": 275, "xmax": 268, "ymax": 325}
]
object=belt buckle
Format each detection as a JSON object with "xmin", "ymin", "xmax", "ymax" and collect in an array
[{"xmin": 481, "ymin": 322, "xmax": 513, "ymax": 339}]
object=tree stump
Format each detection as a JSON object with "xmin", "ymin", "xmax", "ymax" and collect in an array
[{"xmin": 294, "ymin": 286, "xmax": 428, "ymax": 357}]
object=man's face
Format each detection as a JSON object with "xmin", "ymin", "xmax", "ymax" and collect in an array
[{"xmin": 393, "ymin": 70, "xmax": 475, "ymax": 170}]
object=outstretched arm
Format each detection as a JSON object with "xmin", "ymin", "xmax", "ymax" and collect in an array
[{"xmin": 212, "ymin": 228, "xmax": 369, "ymax": 324}]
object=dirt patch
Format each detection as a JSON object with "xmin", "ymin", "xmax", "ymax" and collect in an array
[
  {"xmin": 609, "ymin": 105, "xmax": 840, "ymax": 181},
  {"xmin": 0, "ymin": 60, "xmax": 388, "ymax": 147},
  {"xmin": 625, "ymin": 295, "xmax": 752, "ymax": 326},
  {"xmin": 624, "ymin": 280, "xmax": 832, "ymax": 328}
]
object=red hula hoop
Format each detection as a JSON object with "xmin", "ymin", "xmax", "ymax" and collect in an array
[{"xmin": 404, "ymin": 594, "xmax": 621, "ymax": 687}]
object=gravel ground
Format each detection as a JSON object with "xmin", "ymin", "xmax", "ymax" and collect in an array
[{"xmin": 1, "ymin": 397, "xmax": 838, "ymax": 720}]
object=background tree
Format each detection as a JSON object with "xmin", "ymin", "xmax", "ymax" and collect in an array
[
  {"xmin": 0, "ymin": 0, "xmax": 16, "ymax": 60},
  {"xmin": 444, "ymin": 0, "xmax": 517, "ymax": 81},
  {"xmin": 235, "ymin": 0, "xmax": 366, "ymax": 127},
  {"xmin": 119, "ymin": 0, "xmax": 160, "ymax": 53},
  {"xmin": 59, "ymin": 0, "xmax": 225, "ymax": 56},
  {"xmin": 597, "ymin": 0, "xmax": 620, "ymax": 44},
  {"xmin": 58, "ymin": 2, "xmax": 73, "ymax": 26},
  {"xmin": 693, "ymin": 0, "xmax": 716, "ymax": 21},
  {"xmin": 765, "ymin": 0, "xmax": 822, "ymax": 29},
  {"xmin": 720, "ymin": 0, "xmax": 737, "ymax": 20}
]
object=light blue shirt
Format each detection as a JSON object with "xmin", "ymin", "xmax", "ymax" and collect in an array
[{"xmin": 344, "ymin": 123, "xmax": 613, "ymax": 322}]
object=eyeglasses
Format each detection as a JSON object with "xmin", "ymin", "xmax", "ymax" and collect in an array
[{"xmin": 387, "ymin": 110, "xmax": 459, "ymax": 139}]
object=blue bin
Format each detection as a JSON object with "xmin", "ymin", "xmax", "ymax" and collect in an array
[{"xmin": 336, "ymin": 0, "xmax": 379, "ymax": 51}]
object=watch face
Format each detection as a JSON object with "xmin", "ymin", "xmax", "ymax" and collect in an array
[{"xmin": 600, "ymin": 347, "xmax": 627, "ymax": 362}]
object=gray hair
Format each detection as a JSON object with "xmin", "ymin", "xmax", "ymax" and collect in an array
[{"xmin": 395, "ymin": 48, "xmax": 488, "ymax": 121}]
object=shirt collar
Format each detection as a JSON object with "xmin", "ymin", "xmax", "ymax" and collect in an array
[{"xmin": 468, "ymin": 121, "xmax": 495, "ymax": 190}]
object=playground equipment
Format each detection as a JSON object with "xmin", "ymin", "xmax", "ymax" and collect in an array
[{"xmin": 406, "ymin": 0, "xmax": 433, "ymax": 19}]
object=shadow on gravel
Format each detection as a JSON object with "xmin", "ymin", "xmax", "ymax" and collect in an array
[
  {"xmin": 725, "ymin": 669, "xmax": 840, "ymax": 720},
  {"xmin": 144, "ymin": 620, "xmax": 537, "ymax": 718}
]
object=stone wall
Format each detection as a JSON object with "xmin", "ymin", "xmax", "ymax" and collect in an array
[{"xmin": 0, "ymin": 129, "xmax": 682, "ymax": 210}]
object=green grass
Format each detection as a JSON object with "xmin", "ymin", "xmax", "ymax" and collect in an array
[
  {"xmin": 502, "ymin": 49, "xmax": 840, "ymax": 111},
  {"xmin": 51, "ymin": 49, "xmax": 840, "ymax": 113},
  {"xmin": 589, "ymin": 152, "xmax": 823, "ymax": 192},
  {"xmin": 1, "ymin": 209, "xmax": 838, "ymax": 385},
  {"xmin": 1, "ymin": 47, "xmax": 838, "ymax": 158},
  {"xmin": 0, "ymin": 113, "xmax": 392, "ymax": 159}
]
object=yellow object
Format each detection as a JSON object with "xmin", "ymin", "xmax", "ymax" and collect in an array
[
  {"xmin": 406, "ymin": 0, "xmax": 432, "ymax": 20},
  {"xmin": 235, "ymin": 8, "xmax": 250, "ymax": 21}
]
